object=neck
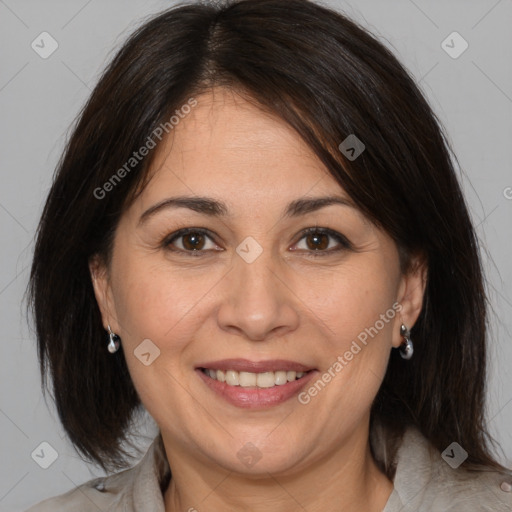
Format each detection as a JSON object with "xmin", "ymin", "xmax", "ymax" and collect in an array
[{"xmin": 163, "ymin": 424, "xmax": 394, "ymax": 512}]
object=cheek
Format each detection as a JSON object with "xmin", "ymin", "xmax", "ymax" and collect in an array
[
  {"xmin": 294, "ymin": 258, "xmax": 398, "ymax": 399},
  {"xmin": 110, "ymin": 258, "xmax": 200, "ymax": 415},
  {"xmin": 111, "ymin": 255, "xmax": 208, "ymax": 342},
  {"xmin": 296, "ymin": 258, "xmax": 398, "ymax": 343}
]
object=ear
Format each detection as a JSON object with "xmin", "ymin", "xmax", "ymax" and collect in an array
[
  {"xmin": 392, "ymin": 253, "xmax": 428, "ymax": 348},
  {"xmin": 89, "ymin": 255, "xmax": 119, "ymax": 333}
]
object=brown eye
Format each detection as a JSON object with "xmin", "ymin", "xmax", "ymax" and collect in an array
[
  {"xmin": 181, "ymin": 232, "xmax": 206, "ymax": 250},
  {"xmin": 293, "ymin": 227, "xmax": 352, "ymax": 255},
  {"xmin": 164, "ymin": 228, "xmax": 219, "ymax": 255},
  {"xmin": 305, "ymin": 232, "xmax": 329, "ymax": 250}
]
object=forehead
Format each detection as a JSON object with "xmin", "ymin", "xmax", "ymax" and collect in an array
[{"xmin": 142, "ymin": 87, "xmax": 345, "ymax": 204}]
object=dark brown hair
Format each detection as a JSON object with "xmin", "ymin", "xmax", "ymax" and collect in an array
[{"xmin": 28, "ymin": 0, "xmax": 509, "ymax": 475}]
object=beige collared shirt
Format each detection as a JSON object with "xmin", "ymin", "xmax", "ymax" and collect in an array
[{"xmin": 26, "ymin": 425, "xmax": 512, "ymax": 511}]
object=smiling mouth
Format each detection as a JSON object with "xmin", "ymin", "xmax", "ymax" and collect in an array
[{"xmin": 199, "ymin": 368, "xmax": 312, "ymax": 388}]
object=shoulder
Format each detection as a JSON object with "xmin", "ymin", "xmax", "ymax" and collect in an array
[
  {"xmin": 429, "ymin": 456, "xmax": 512, "ymax": 511},
  {"xmin": 25, "ymin": 433, "xmax": 169, "ymax": 512},
  {"xmin": 381, "ymin": 425, "xmax": 512, "ymax": 512},
  {"xmin": 24, "ymin": 468, "xmax": 135, "ymax": 512}
]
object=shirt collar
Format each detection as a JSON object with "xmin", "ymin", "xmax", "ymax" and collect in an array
[
  {"xmin": 125, "ymin": 431, "xmax": 170, "ymax": 512},
  {"xmin": 373, "ymin": 422, "xmax": 437, "ymax": 511}
]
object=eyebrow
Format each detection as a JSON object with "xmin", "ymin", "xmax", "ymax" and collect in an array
[{"xmin": 138, "ymin": 195, "xmax": 356, "ymax": 226}]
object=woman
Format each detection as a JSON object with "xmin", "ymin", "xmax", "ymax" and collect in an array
[{"xmin": 26, "ymin": 0, "xmax": 512, "ymax": 510}]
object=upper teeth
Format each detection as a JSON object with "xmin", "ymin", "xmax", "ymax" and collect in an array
[{"xmin": 204, "ymin": 369, "xmax": 306, "ymax": 388}]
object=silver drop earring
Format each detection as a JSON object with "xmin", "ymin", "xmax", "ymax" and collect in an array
[
  {"xmin": 107, "ymin": 324, "xmax": 121, "ymax": 353},
  {"xmin": 399, "ymin": 324, "xmax": 413, "ymax": 360}
]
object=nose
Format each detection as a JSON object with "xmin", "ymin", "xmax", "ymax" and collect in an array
[{"xmin": 216, "ymin": 247, "xmax": 300, "ymax": 342}]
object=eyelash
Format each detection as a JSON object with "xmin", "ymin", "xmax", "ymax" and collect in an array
[{"xmin": 162, "ymin": 227, "xmax": 352, "ymax": 258}]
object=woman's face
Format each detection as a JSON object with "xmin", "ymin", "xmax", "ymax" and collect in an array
[{"xmin": 91, "ymin": 87, "xmax": 425, "ymax": 476}]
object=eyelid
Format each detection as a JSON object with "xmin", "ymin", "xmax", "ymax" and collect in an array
[
  {"xmin": 163, "ymin": 227, "xmax": 221, "ymax": 255},
  {"xmin": 162, "ymin": 226, "xmax": 352, "ymax": 256},
  {"xmin": 291, "ymin": 227, "xmax": 352, "ymax": 254}
]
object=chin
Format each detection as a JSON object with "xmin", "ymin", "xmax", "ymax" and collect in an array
[{"xmin": 204, "ymin": 435, "xmax": 308, "ymax": 477}]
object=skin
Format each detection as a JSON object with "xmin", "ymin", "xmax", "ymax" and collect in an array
[{"xmin": 90, "ymin": 87, "xmax": 427, "ymax": 512}]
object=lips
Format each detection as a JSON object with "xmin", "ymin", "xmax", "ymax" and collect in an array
[{"xmin": 195, "ymin": 359, "xmax": 318, "ymax": 409}]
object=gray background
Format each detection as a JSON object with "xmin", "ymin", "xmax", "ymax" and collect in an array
[{"xmin": 1, "ymin": 0, "xmax": 511, "ymax": 510}]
